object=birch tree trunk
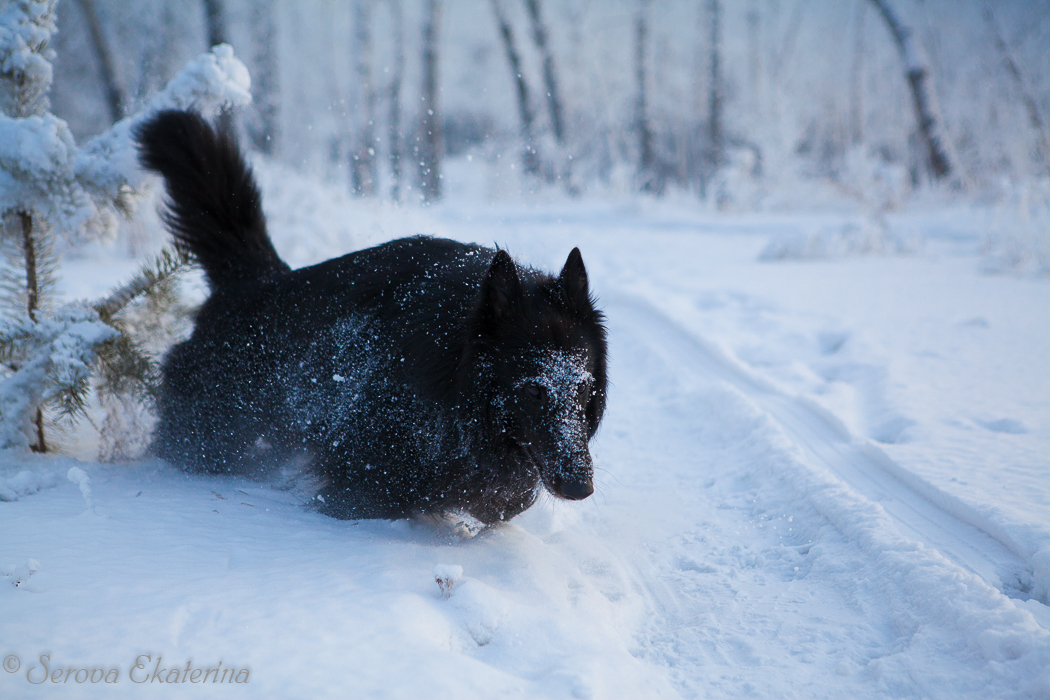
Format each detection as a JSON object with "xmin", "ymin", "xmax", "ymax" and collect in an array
[
  {"xmin": 247, "ymin": 0, "xmax": 280, "ymax": 155},
  {"xmin": 491, "ymin": 0, "xmax": 541, "ymax": 176},
  {"xmin": 634, "ymin": 0, "xmax": 655, "ymax": 190},
  {"xmin": 707, "ymin": 0, "xmax": 724, "ymax": 170},
  {"xmin": 523, "ymin": 0, "xmax": 564, "ymax": 144},
  {"xmin": 983, "ymin": 5, "xmax": 1049, "ymax": 172},
  {"xmin": 75, "ymin": 0, "xmax": 126, "ymax": 123},
  {"xmin": 418, "ymin": 0, "xmax": 443, "ymax": 201},
  {"xmin": 746, "ymin": 3, "xmax": 760, "ymax": 110},
  {"xmin": 869, "ymin": 0, "xmax": 953, "ymax": 179},
  {"xmin": 850, "ymin": 3, "xmax": 866, "ymax": 146},
  {"xmin": 351, "ymin": 0, "xmax": 377, "ymax": 196},
  {"xmin": 388, "ymin": 0, "xmax": 405, "ymax": 202}
]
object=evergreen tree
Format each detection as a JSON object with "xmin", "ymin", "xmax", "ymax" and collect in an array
[{"xmin": 0, "ymin": 0, "xmax": 252, "ymax": 453}]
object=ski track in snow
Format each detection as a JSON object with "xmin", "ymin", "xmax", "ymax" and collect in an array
[
  {"xmin": 597, "ymin": 289, "xmax": 1050, "ymax": 698},
  {"xmin": 610, "ymin": 291, "xmax": 1030, "ymax": 600}
]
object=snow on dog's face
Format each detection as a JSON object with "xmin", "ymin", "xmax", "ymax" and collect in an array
[
  {"xmin": 467, "ymin": 247, "xmax": 608, "ymax": 501},
  {"xmin": 512, "ymin": 350, "xmax": 596, "ymax": 500}
]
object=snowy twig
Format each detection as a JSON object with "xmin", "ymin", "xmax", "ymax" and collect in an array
[{"xmin": 434, "ymin": 564, "xmax": 463, "ymax": 599}]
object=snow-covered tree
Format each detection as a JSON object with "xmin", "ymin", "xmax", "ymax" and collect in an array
[{"xmin": 0, "ymin": 0, "xmax": 251, "ymax": 452}]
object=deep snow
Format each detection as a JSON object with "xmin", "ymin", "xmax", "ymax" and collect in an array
[{"xmin": 2, "ymin": 160, "xmax": 1049, "ymax": 699}]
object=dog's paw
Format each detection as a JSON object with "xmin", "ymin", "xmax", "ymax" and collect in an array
[
  {"xmin": 448, "ymin": 511, "xmax": 485, "ymax": 540},
  {"xmin": 415, "ymin": 509, "xmax": 486, "ymax": 540}
]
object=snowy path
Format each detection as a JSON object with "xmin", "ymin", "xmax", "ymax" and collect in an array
[
  {"xmin": 591, "ymin": 290, "xmax": 1048, "ymax": 698},
  {"xmin": 610, "ymin": 290, "xmax": 1029, "ymax": 600}
]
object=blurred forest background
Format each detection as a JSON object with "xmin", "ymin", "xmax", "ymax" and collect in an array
[{"xmin": 51, "ymin": 0, "xmax": 1050, "ymax": 208}]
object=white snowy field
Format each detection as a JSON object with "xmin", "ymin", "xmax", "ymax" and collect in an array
[{"xmin": 2, "ymin": 162, "xmax": 1049, "ymax": 699}]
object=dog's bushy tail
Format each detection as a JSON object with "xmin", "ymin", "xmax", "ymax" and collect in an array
[{"xmin": 136, "ymin": 110, "xmax": 290, "ymax": 288}]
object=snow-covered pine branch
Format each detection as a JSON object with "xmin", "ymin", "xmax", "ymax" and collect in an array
[
  {"xmin": 0, "ymin": 0, "xmax": 56, "ymax": 119},
  {"xmin": 75, "ymin": 42, "xmax": 252, "ymax": 230},
  {"xmin": 1, "ymin": 40, "xmax": 252, "ymax": 245},
  {"xmin": 94, "ymin": 245, "xmax": 191, "ymax": 323},
  {"xmin": 92, "ymin": 245, "xmax": 193, "ymax": 403},
  {"xmin": 0, "ymin": 304, "xmax": 116, "ymax": 450}
]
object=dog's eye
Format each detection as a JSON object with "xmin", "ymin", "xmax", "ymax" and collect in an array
[{"xmin": 524, "ymin": 383, "xmax": 544, "ymax": 402}]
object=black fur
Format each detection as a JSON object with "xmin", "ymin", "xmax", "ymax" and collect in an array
[
  {"xmin": 136, "ymin": 110, "xmax": 608, "ymax": 525},
  {"xmin": 136, "ymin": 110, "xmax": 289, "ymax": 287}
]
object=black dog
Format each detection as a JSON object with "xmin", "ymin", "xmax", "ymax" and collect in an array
[{"xmin": 136, "ymin": 110, "xmax": 607, "ymax": 526}]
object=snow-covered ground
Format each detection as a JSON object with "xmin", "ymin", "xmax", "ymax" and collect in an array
[{"xmin": 2, "ymin": 161, "xmax": 1048, "ymax": 699}]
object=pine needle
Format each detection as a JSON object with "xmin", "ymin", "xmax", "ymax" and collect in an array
[{"xmin": 94, "ymin": 246, "xmax": 192, "ymax": 322}]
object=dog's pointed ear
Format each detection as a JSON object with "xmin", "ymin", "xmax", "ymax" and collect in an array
[
  {"xmin": 479, "ymin": 250, "xmax": 521, "ymax": 323},
  {"xmin": 559, "ymin": 247, "xmax": 589, "ymax": 306}
]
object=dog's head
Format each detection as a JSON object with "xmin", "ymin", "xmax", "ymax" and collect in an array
[{"xmin": 463, "ymin": 248, "xmax": 607, "ymax": 501}]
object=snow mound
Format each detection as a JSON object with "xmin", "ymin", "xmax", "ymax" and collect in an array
[
  {"xmin": 65, "ymin": 465, "xmax": 91, "ymax": 509},
  {"xmin": 981, "ymin": 178, "xmax": 1050, "ymax": 277},
  {"xmin": 759, "ymin": 218, "xmax": 922, "ymax": 261},
  {"xmin": 4, "ymin": 558, "xmax": 40, "ymax": 588},
  {"xmin": 0, "ymin": 456, "xmax": 61, "ymax": 501}
]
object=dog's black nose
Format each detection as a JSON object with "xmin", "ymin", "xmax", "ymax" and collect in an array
[{"xmin": 559, "ymin": 477, "xmax": 594, "ymax": 500}]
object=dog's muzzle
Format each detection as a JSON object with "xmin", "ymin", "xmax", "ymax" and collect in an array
[
  {"xmin": 552, "ymin": 474, "xmax": 594, "ymax": 500},
  {"xmin": 520, "ymin": 442, "xmax": 595, "ymax": 501}
]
